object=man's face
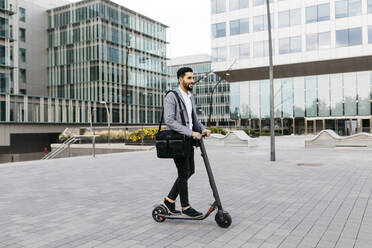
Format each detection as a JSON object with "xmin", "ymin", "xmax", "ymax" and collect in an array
[{"xmin": 179, "ymin": 72, "xmax": 194, "ymax": 91}]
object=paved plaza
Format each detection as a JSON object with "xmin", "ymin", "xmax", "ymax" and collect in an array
[{"xmin": 0, "ymin": 136, "xmax": 371, "ymax": 248}]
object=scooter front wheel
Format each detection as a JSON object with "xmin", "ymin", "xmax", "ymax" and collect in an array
[
  {"xmin": 215, "ymin": 211, "xmax": 232, "ymax": 228},
  {"xmin": 152, "ymin": 205, "xmax": 167, "ymax": 223}
]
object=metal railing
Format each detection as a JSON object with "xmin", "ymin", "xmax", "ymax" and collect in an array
[{"xmin": 42, "ymin": 135, "xmax": 97, "ymax": 160}]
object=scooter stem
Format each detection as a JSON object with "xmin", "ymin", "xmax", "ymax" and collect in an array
[{"xmin": 199, "ymin": 137, "xmax": 223, "ymax": 210}]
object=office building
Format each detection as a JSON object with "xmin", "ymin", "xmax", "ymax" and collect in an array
[{"xmin": 211, "ymin": 0, "xmax": 372, "ymax": 135}]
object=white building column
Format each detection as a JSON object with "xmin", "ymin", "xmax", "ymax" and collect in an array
[
  {"xmin": 40, "ymin": 98, "xmax": 44, "ymax": 122},
  {"xmin": 23, "ymin": 96, "xmax": 28, "ymax": 122}
]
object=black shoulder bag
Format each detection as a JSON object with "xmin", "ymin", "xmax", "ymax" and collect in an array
[{"xmin": 155, "ymin": 91, "xmax": 193, "ymax": 159}]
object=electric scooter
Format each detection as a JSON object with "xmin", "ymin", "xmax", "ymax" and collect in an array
[{"xmin": 152, "ymin": 134, "xmax": 232, "ymax": 228}]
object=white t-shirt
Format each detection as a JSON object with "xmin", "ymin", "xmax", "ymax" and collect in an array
[{"xmin": 179, "ymin": 86, "xmax": 193, "ymax": 130}]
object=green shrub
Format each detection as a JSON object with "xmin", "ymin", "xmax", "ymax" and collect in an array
[
  {"xmin": 209, "ymin": 127, "xmax": 226, "ymax": 135},
  {"xmin": 128, "ymin": 128, "xmax": 163, "ymax": 142}
]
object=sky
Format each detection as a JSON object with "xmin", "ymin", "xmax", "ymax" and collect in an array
[{"xmin": 69, "ymin": 0, "xmax": 211, "ymax": 59}]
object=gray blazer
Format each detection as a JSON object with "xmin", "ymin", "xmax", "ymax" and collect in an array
[{"xmin": 163, "ymin": 87, "xmax": 205, "ymax": 137}]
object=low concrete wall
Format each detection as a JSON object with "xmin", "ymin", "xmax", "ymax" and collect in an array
[{"xmin": 49, "ymin": 143, "xmax": 154, "ymax": 159}]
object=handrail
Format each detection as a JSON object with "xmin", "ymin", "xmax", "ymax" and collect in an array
[
  {"xmin": 42, "ymin": 136, "xmax": 77, "ymax": 160},
  {"xmin": 42, "ymin": 135, "xmax": 98, "ymax": 160}
]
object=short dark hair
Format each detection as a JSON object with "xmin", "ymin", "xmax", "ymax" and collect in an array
[{"xmin": 177, "ymin": 67, "xmax": 193, "ymax": 80}]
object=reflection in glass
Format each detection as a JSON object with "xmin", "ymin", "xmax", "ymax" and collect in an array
[
  {"xmin": 260, "ymin": 80, "xmax": 270, "ymax": 118},
  {"xmin": 282, "ymin": 78, "xmax": 293, "ymax": 117},
  {"xmin": 357, "ymin": 72, "xmax": 370, "ymax": 116},
  {"xmin": 278, "ymin": 10, "xmax": 290, "ymax": 28},
  {"xmin": 306, "ymin": 33, "xmax": 318, "ymax": 51},
  {"xmin": 230, "ymin": 45, "xmax": 239, "ymax": 60},
  {"xmin": 330, "ymin": 74, "xmax": 343, "ymax": 116},
  {"xmin": 240, "ymin": 43, "xmax": 250, "ymax": 59},
  {"xmin": 306, "ymin": 6, "xmax": 317, "ymax": 23},
  {"xmin": 230, "ymin": 83, "xmax": 240, "ymax": 120},
  {"xmin": 368, "ymin": 26, "xmax": 372, "ymax": 44},
  {"xmin": 279, "ymin": 38, "xmax": 290, "ymax": 54},
  {"xmin": 305, "ymin": 76, "xmax": 317, "ymax": 117},
  {"xmin": 250, "ymin": 81, "xmax": 260, "ymax": 118},
  {"xmin": 343, "ymin": 72, "xmax": 357, "ymax": 116},
  {"xmin": 335, "ymin": 0, "xmax": 348, "ymax": 18},
  {"xmin": 336, "ymin": 29, "xmax": 348, "ymax": 47},
  {"xmin": 317, "ymin": 75, "xmax": 330, "ymax": 117},
  {"xmin": 240, "ymin": 82, "xmax": 250, "ymax": 118},
  {"xmin": 319, "ymin": 32, "xmax": 331, "ymax": 49},
  {"xmin": 349, "ymin": 27, "xmax": 362, "ymax": 46},
  {"xmin": 230, "ymin": 20, "xmax": 240, "ymax": 35},
  {"xmin": 318, "ymin": 3, "xmax": 330, "ymax": 21},
  {"xmin": 293, "ymin": 77, "xmax": 305, "ymax": 117},
  {"xmin": 274, "ymin": 79, "xmax": 282, "ymax": 118}
]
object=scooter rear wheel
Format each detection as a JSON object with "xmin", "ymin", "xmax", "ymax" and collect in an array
[
  {"xmin": 215, "ymin": 211, "xmax": 232, "ymax": 228},
  {"xmin": 152, "ymin": 205, "xmax": 167, "ymax": 223}
]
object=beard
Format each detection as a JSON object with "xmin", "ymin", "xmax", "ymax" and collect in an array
[{"xmin": 183, "ymin": 82, "xmax": 193, "ymax": 91}]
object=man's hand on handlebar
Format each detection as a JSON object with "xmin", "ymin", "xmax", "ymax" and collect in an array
[
  {"xmin": 192, "ymin": 132, "xmax": 202, "ymax": 140},
  {"xmin": 202, "ymin": 129, "xmax": 211, "ymax": 137}
]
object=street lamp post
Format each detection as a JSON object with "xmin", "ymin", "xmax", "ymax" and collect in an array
[
  {"xmin": 266, "ymin": 0, "xmax": 276, "ymax": 161},
  {"xmin": 100, "ymin": 101, "xmax": 110, "ymax": 145}
]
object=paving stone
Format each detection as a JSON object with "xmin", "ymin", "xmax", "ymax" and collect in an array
[{"xmin": 0, "ymin": 136, "xmax": 372, "ymax": 248}]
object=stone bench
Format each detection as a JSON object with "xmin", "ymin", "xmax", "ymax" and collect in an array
[
  {"xmin": 205, "ymin": 130, "xmax": 258, "ymax": 147},
  {"xmin": 305, "ymin": 129, "xmax": 372, "ymax": 148}
]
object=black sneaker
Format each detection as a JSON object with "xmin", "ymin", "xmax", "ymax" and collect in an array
[
  {"xmin": 162, "ymin": 199, "xmax": 181, "ymax": 215},
  {"xmin": 182, "ymin": 207, "xmax": 203, "ymax": 218}
]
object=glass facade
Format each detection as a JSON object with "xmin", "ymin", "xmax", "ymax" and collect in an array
[
  {"xmin": 45, "ymin": 1, "xmax": 168, "ymax": 124},
  {"xmin": 230, "ymin": 71, "xmax": 372, "ymax": 119}
]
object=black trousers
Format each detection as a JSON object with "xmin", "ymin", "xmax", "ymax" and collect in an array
[{"xmin": 167, "ymin": 147, "xmax": 195, "ymax": 208}]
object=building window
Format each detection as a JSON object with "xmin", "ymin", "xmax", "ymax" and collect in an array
[
  {"xmin": 306, "ymin": 32, "xmax": 331, "ymax": 51},
  {"xmin": 279, "ymin": 36, "xmax": 301, "ymax": 54},
  {"xmin": 253, "ymin": 40, "xmax": 273, "ymax": 57},
  {"xmin": 0, "ymin": 45, "xmax": 5, "ymax": 65},
  {"xmin": 20, "ymin": 69, "xmax": 26, "ymax": 83},
  {"xmin": 19, "ymin": 48, "xmax": 26, "ymax": 63},
  {"xmin": 230, "ymin": 0, "xmax": 249, "ymax": 11},
  {"xmin": 211, "ymin": 22, "xmax": 226, "ymax": 38},
  {"xmin": 212, "ymin": 47, "xmax": 226, "ymax": 62},
  {"xmin": 0, "ymin": 17, "xmax": 8, "ymax": 38},
  {"xmin": 368, "ymin": 26, "xmax": 372, "ymax": 43},
  {"xmin": 19, "ymin": 7, "xmax": 26, "ymax": 22},
  {"xmin": 253, "ymin": 14, "xmax": 274, "ymax": 32},
  {"xmin": 230, "ymin": 43, "xmax": 250, "ymax": 60},
  {"xmin": 253, "ymin": 0, "xmax": 273, "ymax": 7},
  {"xmin": 19, "ymin": 28, "xmax": 26, "ymax": 42},
  {"xmin": 336, "ymin": 27, "xmax": 362, "ymax": 47},
  {"xmin": 368, "ymin": 0, "xmax": 372, "ymax": 14},
  {"xmin": 335, "ymin": 0, "xmax": 361, "ymax": 19},
  {"xmin": 306, "ymin": 3, "xmax": 330, "ymax": 23},
  {"xmin": 230, "ymin": 18, "xmax": 249, "ymax": 35},
  {"xmin": 211, "ymin": 0, "xmax": 226, "ymax": 14},
  {"xmin": 278, "ymin": 9, "xmax": 301, "ymax": 28}
]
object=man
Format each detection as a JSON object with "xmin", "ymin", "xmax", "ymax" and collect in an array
[{"xmin": 162, "ymin": 67, "xmax": 211, "ymax": 218}]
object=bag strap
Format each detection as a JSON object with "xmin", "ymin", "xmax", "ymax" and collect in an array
[{"xmin": 158, "ymin": 90, "xmax": 187, "ymax": 131}]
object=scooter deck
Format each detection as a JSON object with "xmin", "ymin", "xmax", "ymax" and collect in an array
[{"xmin": 158, "ymin": 213, "xmax": 205, "ymax": 220}]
